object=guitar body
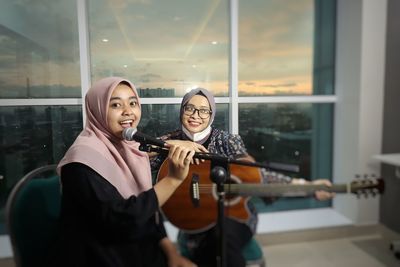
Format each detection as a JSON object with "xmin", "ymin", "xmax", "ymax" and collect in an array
[
  {"xmin": 157, "ymin": 160, "xmax": 262, "ymax": 233},
  {"xmin": 157, "ymin": 159, "xmax": 384, "ymax": 234}
]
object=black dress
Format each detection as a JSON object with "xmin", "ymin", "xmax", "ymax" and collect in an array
[
  {"xmin": 151, "ymin": 128, "xmax": 255, "ymax": 267},
  {"xmin": 48, "ymin": 162, "xmax": 168, "ymax": 267}
]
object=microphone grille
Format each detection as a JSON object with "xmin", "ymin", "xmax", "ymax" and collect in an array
[{"xmin": 122, "ymin": 127, "xmax": 137, "ymax": 141}]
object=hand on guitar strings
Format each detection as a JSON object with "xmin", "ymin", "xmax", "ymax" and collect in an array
[
  {"xmin": 292, "ymin": 178, "xmax": 336, "ymax": 201},
  {"xmin": 312, "ymin": 179, "xmax": 336, "ymax": 201}
]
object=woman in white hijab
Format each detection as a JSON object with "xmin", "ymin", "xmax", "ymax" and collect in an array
[{"xmin": 151, "ymin": 88, "xmax": 335, "ymax": 267}]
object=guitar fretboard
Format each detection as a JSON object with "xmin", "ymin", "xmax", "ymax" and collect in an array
[{"xmin": 223, "ymin": 183, "xmax": 349, "ymax": 197}]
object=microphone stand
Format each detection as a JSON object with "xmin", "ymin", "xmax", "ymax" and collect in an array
[
  {"xmin": 210, "ymin": 160, "xmax": 228, "ymax": 267},
  {"xmin": 141, "ymin": 144, "xmax": 298, "ymax": 267},
  {"xmin": 143, "ymin": 144, "xmax": 230, "ymax": 267}
]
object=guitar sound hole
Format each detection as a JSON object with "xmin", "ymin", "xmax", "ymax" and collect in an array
[{"xmin": 211, "ymin": 175, "xmax": 242, "ymax": 206}]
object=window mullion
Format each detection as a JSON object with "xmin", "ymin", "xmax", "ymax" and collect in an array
[
  {"xmin": 77, "ymin": 0, "xmax": 91, "ymax": 125},
  {"xmin": 229, "ymin": 0, "xmax": 239, "ymax": 134}
]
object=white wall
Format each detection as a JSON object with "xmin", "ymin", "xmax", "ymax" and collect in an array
[{"xmin": 333, "ymin": 0, "xmax": 386, "ymax": 224}]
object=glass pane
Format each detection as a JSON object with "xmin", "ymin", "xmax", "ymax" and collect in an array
[
  {"xmin": 0, "ymin": 1, "xmax": 81, "ymax": 98},
  {"xmin": 139, "ymin": 103, "xmax": 229, "ymax": 137},
  {"xmin": 0, "ymin": 105, "xmax": 82, "ymax": 234},
  {"xmin": 239, "ymin": 103, "xmax": 333, "ymax": 212},
  {"xmin": 89, "ymin": 0, "xmax": 229, "ymax": 97},
  {"xmin": 238, "ymin": 0, "xmax": 335, "ymax": 96}
]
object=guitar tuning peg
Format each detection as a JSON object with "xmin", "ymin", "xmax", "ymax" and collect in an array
[
  {"xmin": 355, "ymin": 174, "xmax": 361, "ymax": 179},
  {"xmin": 356, "ymin": 192, "xmax": 361, "ymax": 199},
  {"xmin": 363, "ymin": 174, "xmax": 368, "ymax": 179}
]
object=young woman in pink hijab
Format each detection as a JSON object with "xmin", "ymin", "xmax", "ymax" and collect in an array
[{"xmin": 50, "ymin": 77, "xmax": 197, "ymax": 267}]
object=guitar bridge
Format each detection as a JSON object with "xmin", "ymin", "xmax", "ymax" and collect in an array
[{"xmin": 190, "ymin": 173, "xmax": 200, "ymax": 207}]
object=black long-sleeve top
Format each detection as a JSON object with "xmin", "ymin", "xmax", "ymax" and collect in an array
[{"xmin": 50, "ymin": 162, "xmax": 168, "ymax": 267}]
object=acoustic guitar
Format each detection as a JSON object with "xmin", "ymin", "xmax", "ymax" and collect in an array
[{"xmin": 157, "ymin": 160, "xmax": 384, "ymax": 234}]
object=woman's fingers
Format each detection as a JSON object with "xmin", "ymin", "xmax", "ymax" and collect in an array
[
  {"xmin": 165, "ymin": 140, "xmax": 208, "ymax": 152},
  {"xmin": 196, "ymin": 143, "xmax": 208, "ymax": 153},
  {"xmin": 167, "ymin": 145, "xmax": 195, "ymax": 180},
  {"xmin": 312, "ymin": 179, "xmax": 335, "ymax": 201},
  {"xmin": 169, "ymin": 146, "xmax": 192, "ymax": 164},
  {"xmin": 313, "ymin": 179, "xmax": 332, "ymax": 186},
  {"xmin": 164, "ymin": 140, "xmax": 209, "ymax": 165},
  {"xmin": 313, "ymin": 179, "xmax": 335, "ymax": 200},
  {"xmin": 193, "ymin": 144, "xmax": 208, "ymax": 163},
  {"xmin": 315, "ymin": 190, "xmax": 336, "ymax": 201}
]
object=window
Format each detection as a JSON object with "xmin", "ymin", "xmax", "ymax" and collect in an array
[
  {"xmin": 237, "ymin": 0, "xmax": 336, "ymax": 211},
  {"xmin": 239, "ymin": 103, "xmax": 333, "ymax": 212},
  {"xmin": 89, "ymin": 0, "xmax": 229, "ymax": 97},
  {"xmin": 0, "ymin": 0, "xmax": 337, "ymax": 234},
  {"xmin": 238, "ymin": 0, "xmax": 335, "ymax": 96},
  {"xmin": 0, "ymin": 106, "xmax": 82, "ymax": 234},
  {"xmin": 0, "ymin": 1, "xmax": 81, "ymax": 234},
  {"xmin": 0, "ymin": 1, "xmax": 81, "ymax": 98}
]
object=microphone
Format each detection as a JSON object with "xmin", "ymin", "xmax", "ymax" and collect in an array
[
  {"xmin": 122, "ymin": 128, "xmax": 166, "ymax": 147},
  {"xmin": 122, "ymin": 128, "xmax": 297, "ymax": 173}
]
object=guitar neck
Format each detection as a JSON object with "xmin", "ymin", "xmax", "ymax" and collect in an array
[{"xmin": 224, "ymin": 183, "xmax": 349, "ymax": 197}]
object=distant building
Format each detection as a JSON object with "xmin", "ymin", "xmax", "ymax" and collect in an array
[{"xmin": 137, "ymin": 87, "xmax": 175, "ymax": 97}]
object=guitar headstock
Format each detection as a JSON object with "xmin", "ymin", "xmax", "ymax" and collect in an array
[{"xmin": 350, "ymin": 174, "xmax": 384, "ymax": 197}]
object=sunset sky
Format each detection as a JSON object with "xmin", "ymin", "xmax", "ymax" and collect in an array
[
  {"xmin": 89, "ymin": 0, "xmax": 314, "ymax": 96},
  {"xmin": 0, "ymin": 0, "xmax": 314, "ymax": 97}
]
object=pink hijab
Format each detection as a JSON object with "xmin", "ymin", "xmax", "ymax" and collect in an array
[{"xmin": 57, "ymin": 77, "xmax": 152, "ymax": 199}]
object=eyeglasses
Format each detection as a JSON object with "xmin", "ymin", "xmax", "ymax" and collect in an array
[{"xmin": 183, "ymin": 105, "xmax": 212, "ymax": 119}]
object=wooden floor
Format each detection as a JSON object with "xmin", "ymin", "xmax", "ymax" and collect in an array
[{"xmin": 1, "ymin": 224, "xmax": 399, "ymax": 267}]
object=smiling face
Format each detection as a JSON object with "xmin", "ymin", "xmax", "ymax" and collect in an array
[
  {"xmin": 181, "ymin": 94, "xmax": 211, "ymax": 134},
  {"xmin": 107, "ymin": 83, "xmax": 141, "ymax": 138}
]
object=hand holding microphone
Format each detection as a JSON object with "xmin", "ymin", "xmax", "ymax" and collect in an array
[
  {"xmin": 122, "ymin": 128, "xmax": 279, "ymax": 171},
  {"xmin": 122, "ymin": 127, "xmax": 194, "ymax": 181},
  {"xmin": 166, "ymin": 140, "xmax": 208, "ymax": 165},
  {"xmin": 122, "ymin": 128, "xmax": 206, "ymax": 164},
  {"xmin": 167, "ymin": 144, "xmax": 195, "ymax": 181}
]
